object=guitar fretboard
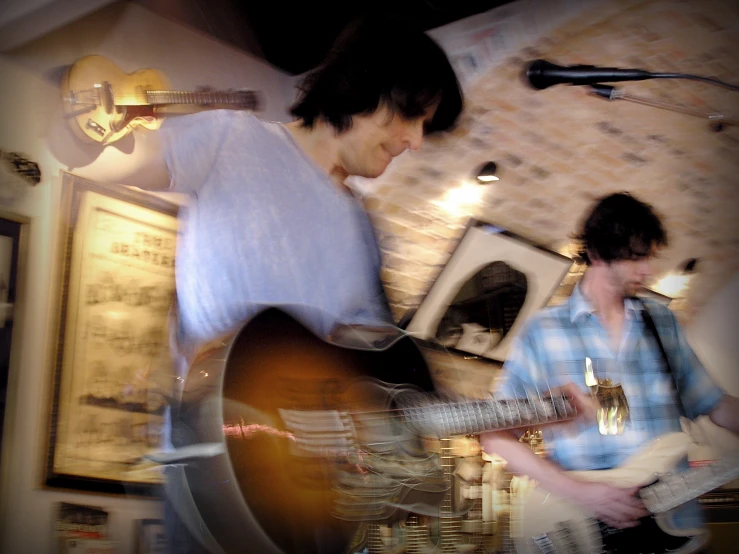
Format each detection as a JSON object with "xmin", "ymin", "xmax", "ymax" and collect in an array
[
  {"xmin": 145, "ymin": 90, "xmax": 260, "ymax": 109},
  {"xmin": 396, "ymin": 393, "xmax": 575, "ymax": 438},
  {"xmin": 640, "ymin": 451, "xmax": 739, "ymax": 513}
]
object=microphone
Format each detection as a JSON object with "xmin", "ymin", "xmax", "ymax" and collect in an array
[{"xmin": 525, "ymin": 59, "xmax": 655, "ymax": 90}]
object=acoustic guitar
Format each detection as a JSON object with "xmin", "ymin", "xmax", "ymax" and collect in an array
[
  {"xmin": 164, "ymin": 306, "xmax": 577, "ymax": 554},
  {"xmin": 61, "ymin": 55, "xmax": 261, "ymax": 144}
]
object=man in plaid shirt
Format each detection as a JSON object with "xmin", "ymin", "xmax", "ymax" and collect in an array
[{"xmin": 482, "ymin": 192, "xmax": 739, "ymax": 531}]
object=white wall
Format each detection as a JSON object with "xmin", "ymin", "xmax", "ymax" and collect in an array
[
  {"xmin": 688, "ymin": 273, "xmax": 739, "ymax": 397},
  {"xmin": 0, "ymin": 2, "xmax": 295, "ymax": 553}
]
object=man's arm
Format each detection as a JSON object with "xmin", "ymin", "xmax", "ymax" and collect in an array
[
  {"xmin": 709, "ymin": 395, "xmax": 739, "ymax": 434},
  {"xmin": 70, "ymin": 129, "xmax": 170, "ymax": 190},
  {"xmin": 486, "ymin": 318, "xmax": 647, "ymax": 528},
  {"xmin": 481, "ymin": 431, "xmax": 648, "ymax": 528}
]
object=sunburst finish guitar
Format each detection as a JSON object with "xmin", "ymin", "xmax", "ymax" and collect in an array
[
  {"xmin": 61, "ymin": 55, "xmax": 261, "ymax": 144},
  {"xmin": 165, "ymin": 307, "xmax": 577, "ymax": 554}
]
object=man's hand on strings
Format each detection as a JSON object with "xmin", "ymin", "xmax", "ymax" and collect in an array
[
  {"xmin": 549, "ymin": 382, "xmax": 598, "ymax": 427},
  {"xmin": 570, "ymin": 481, "xmax": 649, "ymax": 528}
]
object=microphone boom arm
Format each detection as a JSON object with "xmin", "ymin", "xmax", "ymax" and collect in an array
[
  {"xmin": 589, "ymin": 84, "xmax": 738, "ymax": 130},
  {"xmin": 526, "ymin": 59, "xmax": 739, "ymax": 92}
]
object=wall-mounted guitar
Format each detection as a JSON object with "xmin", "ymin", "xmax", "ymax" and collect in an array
[{"xmin": 61, "ymin": 55, "xmax": 262, "ymax": 145}]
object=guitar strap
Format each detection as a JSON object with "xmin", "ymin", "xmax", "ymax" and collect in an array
[{"xmin": 637, "ymin": 299, "xmax": 687, "ymax": 418}]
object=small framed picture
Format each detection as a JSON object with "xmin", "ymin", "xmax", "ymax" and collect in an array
[
  {"xmin": 405, "ymin": 219, "xmax": 573, "ymax": 363},
  {"xmin": 134, "ymin": 518, "xmax": 166, "ymax": 554}
]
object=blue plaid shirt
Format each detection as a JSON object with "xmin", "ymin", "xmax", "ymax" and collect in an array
[{"xmin": 498, "ymin": 283, "xmax": 724, "ymax": 472}]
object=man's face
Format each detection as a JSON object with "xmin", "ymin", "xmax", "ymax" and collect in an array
[
  {"xmin": 606, "ymin": 253, "xmax": 656, "ymax": 297},
  {"xmin": 337, "ymin": 105, "xmax": 435, "ymax": 179}
]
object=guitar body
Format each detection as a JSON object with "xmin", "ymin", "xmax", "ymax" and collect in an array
[
  {"xmin": 61, "ymin": 55, "xmax": 261, "ymax": 144},
  {"xmin": 513, "ymin": 432, "xmax": 710, "ymax": 554},
  {"xmin": 62, "ymin": 55, "xmax": 170, "ymax": 143},
  {"xmin": 173, "ymin": 307, "xmax": 438, "ymax": 554}
]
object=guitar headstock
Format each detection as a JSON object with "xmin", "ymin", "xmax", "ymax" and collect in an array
[
  {"xmin": 194, "ymin": 86, "xmax": 263, "ymax": 111},
  {"xmin": 232, "ymin": 90, "xmax": 263, "ymax": 111}
]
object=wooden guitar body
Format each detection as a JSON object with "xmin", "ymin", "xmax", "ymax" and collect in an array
[
  {"xmin": 62, "ymin": 55, "xmax": 170, "ymax": 143},
  {"xmin": 172, "ymin": 307, "xmax": 438, "ymax": 554}
]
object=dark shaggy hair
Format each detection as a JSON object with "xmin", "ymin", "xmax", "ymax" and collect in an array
[
  {"xmin": 576, "ymin": 192, "xmax": 668, "ymax": 265},
  {"xmin": 290, "ymin": 15, "xmax": 463, "ymax": 134}
]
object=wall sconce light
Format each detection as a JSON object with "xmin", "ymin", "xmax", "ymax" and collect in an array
[
  {"xmin": 0, "ymin": 150, "xmax": 41, "ymax": 202},
  {"xmin": 682, "ymin": 258, "xmax": 698, "ymax": 274},
  {"xmin": 653, "ymin": 258, "xmax": 699, "ymax": 298},
  {"xmin": 475, "ymin": 161, "xmax": 499, "ymax": 183}
]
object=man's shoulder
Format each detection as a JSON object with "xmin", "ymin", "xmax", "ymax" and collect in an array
[
  {"xmin": 166, "ymin": 109, "xmax": 261, "ymax": 132},
  {"xmin": 638, "ymin": 296, "xmax": 678, "ymax": 328},
  {"xmin": 521, "ymin": 302, "xmax": 573, "ymax": 332}
]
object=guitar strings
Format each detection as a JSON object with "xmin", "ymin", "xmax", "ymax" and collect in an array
[
  {"xmin": 336, "ymin": 386, "xmax": 571, "ymax": 421},
  {"xmin": 68, "ymin": 90, "xmax": 259, "ymax": 102}
]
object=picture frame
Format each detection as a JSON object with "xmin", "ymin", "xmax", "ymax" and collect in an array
[
  {"xmin": 134, "ymin": 518, "xmax": 167, "ymax": 554},
  {"xmin": 0, "ymin": 212, "xmax": 28, "ymax": 470},
  {"xmin": 405, "ymin": 219, "xmax": 573, "ymax": 363},
  {"xmin": 45, "ymin": 172, "xmax": 179, "ymax": 496}
]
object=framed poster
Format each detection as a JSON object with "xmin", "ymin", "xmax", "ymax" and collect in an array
[
  {"xmin": 134, "ymin": 518, "xmax": 167, "ymax": 554},
  {"xmin": 406, "ymin": 220, "xmax": 573, "ymax": 363},
  {"xmin": 46, "ymin": 172, "xmax": 178, "ymax": 495}
]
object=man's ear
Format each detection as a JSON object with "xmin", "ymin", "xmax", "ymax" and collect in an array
[{"xmin": 587, "ymin": 248, "xmax": 604, "ymax": 266}]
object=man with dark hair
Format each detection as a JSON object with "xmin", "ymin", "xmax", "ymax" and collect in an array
[
  {"xmin": 116, "ymin": 15, "xmax": 462, "ymax": 355},
  {"xmin": 290, "ymin": 16, "xmax": 462, "ymax": 138},
  {"xmin": 575, "ymin": 191, "xmax": 668, "ymax": 267},
  {"xmin": 482, "ymin": 192, "xmax": 738, "ymax": 543},
  {"xmin": 73, "ymin": 15, "xmax": 463, "ymax": 554}
]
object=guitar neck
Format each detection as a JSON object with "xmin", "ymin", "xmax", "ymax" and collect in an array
[
  {"xmin": 144, "ymin": 89, "xmax": 259, "ymax": 108},
  {"xmin": 398, "ymin": 394, "xmax": 575, "ymax": 438},
  {"xmin": 640, "ymin": 451, "xmax": 739, "ymax": 513}
]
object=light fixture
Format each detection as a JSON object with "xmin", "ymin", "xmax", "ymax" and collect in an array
[
  {"xmin": 475, "ymin": 161, "xmax": 499, "ymax": 183},
  {"xmin": 682, "ymin": 258, "xmax": 698, "ymax": 274},
  {"xmin": 653, "ymin": 258, "xmax": 699, "ymax": 298},
  {"xmin": 0, "ymin": 150, "xmax": 41, "ymax": 202}
]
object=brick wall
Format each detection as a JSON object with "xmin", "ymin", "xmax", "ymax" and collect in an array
[{"xmin": 362, "ymin": 0, "xmax": 739, "ymax": 326}]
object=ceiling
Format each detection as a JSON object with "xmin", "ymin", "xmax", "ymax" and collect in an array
[{"xmin": 137, "ymin": 0, "xmax": 514, "ymax": 75}]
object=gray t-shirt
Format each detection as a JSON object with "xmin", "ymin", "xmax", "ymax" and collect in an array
[{"xmin": 159, "ymin": 110, "xmax": 392, "ymax": 348}]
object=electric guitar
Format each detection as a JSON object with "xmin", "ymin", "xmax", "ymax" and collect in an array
[
  {"xmin": 167, "ymin": 307, "xmax": 577, "ymax": 554},
  {"xmin": 513, "ymin": 432, "xmax": 739, "ymax": 554},
  {"xmin": 61, "ymin": 55, "xmax": 261, "ymax": 144}
]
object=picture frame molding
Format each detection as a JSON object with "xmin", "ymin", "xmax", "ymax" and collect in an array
[
  {"xmin": 44, "ymin": 171, "xmax": 179, "ymax": 496},
  {"xmin": 405, "ymin": 218, "xmax": 574, "ymax": 363}
]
